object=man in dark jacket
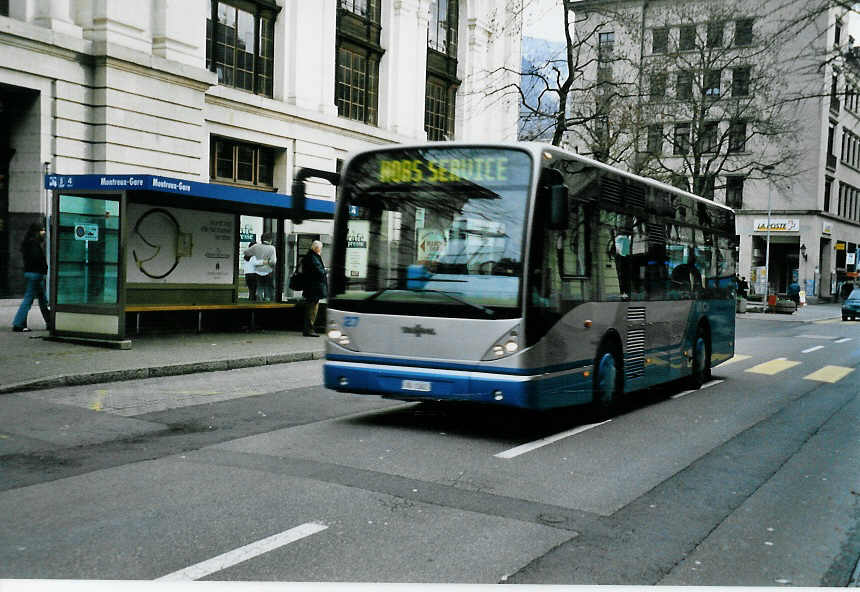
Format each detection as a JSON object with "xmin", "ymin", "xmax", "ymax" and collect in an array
[
  {"xmin": 302, "ymin": 240, "xmax": 327, "ymax": 337},
  {"xmin": 12, "ymin": 222, "xmax": 50, "ymax": 332}
]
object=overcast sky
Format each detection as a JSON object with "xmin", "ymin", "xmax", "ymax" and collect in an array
[{"xmin": 522, "ymin": 0, "xmax": 566, "ymax": 41}]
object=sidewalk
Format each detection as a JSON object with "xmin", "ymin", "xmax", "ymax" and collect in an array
[
  {"xmin": 0, "ymin": 298, "xmax": 845, "ymax": 396},
  {"xmin": 0, "ymin": 299, "xmax": 324, "ymax": 394},
  {"xmin": 737, "ymin": 300, "xmax": 844, "ymax": 322}
]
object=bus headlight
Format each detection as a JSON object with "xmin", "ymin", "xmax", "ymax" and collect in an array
[
  {"xmin": 482, "ymin": 326, "xmax": 522, "ymax": 360},
  {"xmin": 327, "ymin": 322, "xmax": 358, "ymax": 351}
]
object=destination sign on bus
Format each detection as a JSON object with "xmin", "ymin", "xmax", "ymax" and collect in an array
[{"xmin": 378, "ymin": 157, "xmax": 509, "ymax": 184}]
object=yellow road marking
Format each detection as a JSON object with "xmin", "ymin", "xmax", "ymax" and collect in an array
[
  {"xmin": 0, "ymin": 434, "xmax": 9, "ymax": 439},
  {"xmin": 745, "ymin": 358, "xmax": 801, "ymax": 375},
  {"xmin": 89, "ymin": 389, "xmax": 108, "ymax": 411},
  {"xmin": 803, "ymin": 365, "xmax": 854, "ymax": 383},
  {"xmin": 814, "ymin": 318, "xmax": 841, "ymax": 324},
  {"xmin": 716, "ymin": 354, "xmax": 752, "ymax": 367}
]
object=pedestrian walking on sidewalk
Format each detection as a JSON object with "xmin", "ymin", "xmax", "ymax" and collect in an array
[
  {"xmin": 302, "ymin": 240, "xmax": 327, "ymax": 337},
  {"xmin": 12, "ymin": 222, "xmax": 51, "ymax": 333}
]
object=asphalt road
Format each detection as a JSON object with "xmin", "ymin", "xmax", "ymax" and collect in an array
[{"xmin": 0, "ymin": 318, "xmax": 858, "ymax": 585}]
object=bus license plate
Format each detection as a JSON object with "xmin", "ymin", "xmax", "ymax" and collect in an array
[{"xmin": 402, "ymin": 380, "xmax": 431, "ymax": 392}]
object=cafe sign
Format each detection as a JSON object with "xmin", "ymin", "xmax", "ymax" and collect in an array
[{"xmin": 754, "ymin": 218, "xmax": 800, "ymax": 232}]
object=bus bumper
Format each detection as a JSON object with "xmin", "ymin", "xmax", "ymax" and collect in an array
[{"xmin": 323, "ymin": 360, "xmax": 592, "ymax": 409}]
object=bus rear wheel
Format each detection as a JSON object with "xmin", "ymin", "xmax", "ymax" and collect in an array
[
  {"xmin": 591, "ymin": 346, "xmax": 622, "ymax": 419},
  {"xmin": 689, "ymin": 327, "xmax": 711, "ymax": 389}
]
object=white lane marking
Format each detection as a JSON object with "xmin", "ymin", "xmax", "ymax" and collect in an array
[
  {"xmin": 797, "ymin": 334, "xmax": 836, "ymax": 340},
  {"xmin": 834, "ymin": 337, "xmax": 852, "ymax": 343},
  {"xmin": 156, "ymin": 522, "xmax": 328, "ymax": 581},
  {"xmin": 494, "ymin": 420, "xmax": 611, "ymax": 459},
  {"xmin": 802, "ymin": 345, "xmax": 825, "ymax": 353},
  {"xmin": 671, "ymin": 379, "xmax": 722, "ymax": 399},
  {"xmin": 715, "ymin": 354, "xmax": 751, "ymax": 366}
]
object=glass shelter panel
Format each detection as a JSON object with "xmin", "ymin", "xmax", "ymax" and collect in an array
[{"xmin": 56, "ymin": 195, "xmax": 120, "ymax": 305}]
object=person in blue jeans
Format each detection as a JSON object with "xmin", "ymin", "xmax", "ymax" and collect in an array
[{"xmin": 12, "ymin": 222, "xmax": 50, "ymax": 333}]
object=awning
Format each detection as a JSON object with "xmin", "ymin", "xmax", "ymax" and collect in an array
[{"xmin": 44, "ymin": 174, "xmax": 335, "ymax": 219}]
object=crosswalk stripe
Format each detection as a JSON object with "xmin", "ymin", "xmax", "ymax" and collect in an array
[
  {"xmin": 801, "ymin": 345, "xmax": 825, "ymax": 353},
  {"xmin": 803, "ymin": 365, "xmax": 854, "ymax": 383},
  {"xmin": 716, "ymin": 354, "xmax": 752, "ymax": 367},
  {"xmin": 745, "ymin": 358, "xmax": 802, "ymax": 375}
]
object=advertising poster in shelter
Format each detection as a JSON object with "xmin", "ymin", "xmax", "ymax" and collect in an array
[
  {"xmin": 127, "ymin": 204, "xmax": 234, "ymax": 284},
  {"xmin": 346, "ymin": 220, "xmax": 369, "ymax": 279}
]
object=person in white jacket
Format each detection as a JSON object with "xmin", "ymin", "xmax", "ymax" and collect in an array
[{"xmin": 244, "ymin": 233, "xmax": 277, "ymax": 301}]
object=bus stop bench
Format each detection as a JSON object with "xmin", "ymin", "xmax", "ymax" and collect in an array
[{"xmin": 125, "ymin": 303, "xmax": 297, "ymax": 334}]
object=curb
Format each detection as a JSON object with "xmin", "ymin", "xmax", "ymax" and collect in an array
[{"xmin": 0, "ymin": 349, "xmax": 325, "ymax": 394}]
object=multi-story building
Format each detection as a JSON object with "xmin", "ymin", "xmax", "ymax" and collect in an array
[
  {"xmin": 567, "ymin": 0, "xmax": 860, "ymax": 301},
  {"xmin": 0, "ymin": 0, "xmax": 521, "ymax": 297}
]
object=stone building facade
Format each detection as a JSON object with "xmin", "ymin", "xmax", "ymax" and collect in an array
[
  {"xmin": 567, "ymin": 0, "xmax": 860, "ymax": 301},
  {"xmin": 0, "ymin": 0, "xmax": 521, "ymax": 296}
]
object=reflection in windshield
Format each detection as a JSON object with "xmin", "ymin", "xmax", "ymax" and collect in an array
[{"xmin": 332, "ymin": 148, "xmax": 532, "ymax": 318}]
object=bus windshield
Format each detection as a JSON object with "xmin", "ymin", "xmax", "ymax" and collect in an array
[{"xmin": 330, "ymin": 147, "xmax": 532, "ymax": 319}]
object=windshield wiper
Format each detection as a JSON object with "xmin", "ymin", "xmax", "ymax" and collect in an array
[{"xmin": 366, "ymin": 282, "xmax": 494, "ymax": 316}]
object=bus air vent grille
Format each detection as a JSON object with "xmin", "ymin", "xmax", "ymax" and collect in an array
[
  {"xmin": 648, "ymin": 224, "xmax": 667, "ymax": 245},
  {"xmin": 627, "ymin": 306, "xmax": 646, "ymax": 323},
  {"xmin": 627, "ymin": 184, "xmax": 646, "ymax": 209},
  {"xmin": 602, "ymin": 176, "xmax": 623, "ymax": 205},
  {"xmin": 625, "ymin": 328, "xmax": 646, "ymax": 378}
]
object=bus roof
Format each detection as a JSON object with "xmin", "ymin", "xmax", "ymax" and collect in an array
[{"xmin": 340, "ymin": 141, "xmax": 735, "ymax": 215}]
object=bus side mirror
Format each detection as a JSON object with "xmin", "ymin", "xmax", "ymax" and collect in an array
[
  {"xmin": 291, "ymin": 180, "xmax": 306, "ymax": 223},
  {"xmin": 549, "ymin": 185, "xmax": 569, "ymax": 229}
]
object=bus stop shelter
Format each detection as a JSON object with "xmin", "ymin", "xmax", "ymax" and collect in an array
[{"xmin": 44, "ymin": 173, "xmax": 334, "ymax": 347}]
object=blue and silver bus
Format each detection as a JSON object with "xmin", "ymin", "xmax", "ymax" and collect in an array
[{"xmin": 302, "ymin": 142, "xmax": 736, "ymax": 415}]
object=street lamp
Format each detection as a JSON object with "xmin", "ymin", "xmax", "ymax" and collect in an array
[{"xmin": 762, "ymin": 165, "xmax": 775, "ymax": 309}]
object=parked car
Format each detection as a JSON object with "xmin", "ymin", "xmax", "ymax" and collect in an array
[{"xmin": 842, "ymin": 288, "xmax": 860, "ymax": 320}]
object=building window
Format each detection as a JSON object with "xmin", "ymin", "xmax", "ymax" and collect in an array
[
  {"xmin": 650, "ymin": 73, "xmax": 666, "ymax": 99},
  {"xmin": 734, "ymin": 18, "xmax": 753, "ymax": 46},
  {"xmin": 647, "ymin": 124, "xmax": 663, "ymax": 154},
  {"xmin": 674, "ymin": 123, "xmax": 691, "ymax": 155},
  {"xmin": 340, "ymin": 0, "xmax": 378, "ymax": 20},
  {"xmin": 0, "ymin": 0, "xmax": 7, "ymax": 17},
  {"xmin": 732, "ymin": 67, "xmax": 750, "ymax": 97},
  {"xmin": 830, "ymin": 75, "xmax": 840, "ymax": 112},
  {"xmin": 700, "ymin": 121, "xmax": 719, "ymax": 153},
  {"xmin": 835, "ymin": 19, "xmax": 842, "ymax": 46},
  {"xmin": 598, "ymin": 31, "xmax": 615, "ymax": 61},
  {"xmin": 426, "ymin": 0, "xmax": 459, "ymax": 141},
  {"xmin": 429, "ymin": 0, "xmax": 457, "ymax": 55},
  {"xmin": 425, "ymin": 77, "xmax": 455, "ymax": 140},
  {"xmin": 705, "ymin": 69, "xmax": 721, "ymax": 98},
  {"xmin": 824, "ymin": 177, "xmax": 832, "ymax": 212},
  {"xmin": 336, "ymin": 45, "xmax": 379, "ymax": 125},
  {"xmin": 707, "ymin": 21, "xmax": 723, "ymax": 48},
  {"xmin": 728, "ymin": 120, "xmax": 747, "ymax": 152},
  {"xmin": 677, "ymin": 71, "xmax": 693, "ymax": 100},
  {"xmin": 697, "ymin": 174, "xmax": 715, "ymax": 199},
  {"xmin": 652, "ymin": 27, "xmax": 668, "ymax": 53},
  {"xmin": 211, "ymin": 137, "xmax": 276, "ymax": 188},
  {"xmin": 206, "ymin": 1, "xmax": 277, "ymax": 98},
  {"xmin": 679, "ymin": 25, "xmax": 696, "ymax": 51},
  {"xmin": 726, "ymin": 176, "xmax": 744, "ymax": 208},
  {"xmin": 336, "ymin": 0, "xmax": 384, "ymax": 126}
]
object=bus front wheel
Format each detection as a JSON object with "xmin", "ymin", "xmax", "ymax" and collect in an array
[
  {"xmin": 689, "ymin": 327, "xmax": 711, "ymax": 389},
  {"xmin": 591, "ymin": 346, "xmax": 622, "ymax": 419}
]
